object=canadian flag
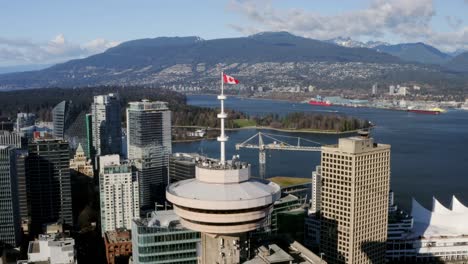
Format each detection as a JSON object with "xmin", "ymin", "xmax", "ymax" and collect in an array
[{"xmin": 223, "ymin": 73, "xmax": 240, "ymax": 84}]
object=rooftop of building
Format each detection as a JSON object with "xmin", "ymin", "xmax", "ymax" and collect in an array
[
  {"xmin": 245, "ymin": 240, "xmax": 326, "ymax": 264},
  {"xmin": 128, "ymin": 99, "xmax": 169, "ymax": 110},
  {"xmin": 37, "ymin": 233, "xmax": 72, "ymax": 242},
  {"xmin": 28, "ymin": 233, "xmax": 74, "ymax": 254},
  {"xmin": 133, "ymin": 210, "xmax": 186, "ymax": 230},
  {"xmin": 167, "ymin": 177, "xmax": 281, "ymax": 210},
  {"xmin": 322, "ymin": 135, "xmax": 390, "ymax": 154},
  {"xmin": 94, "ymin": 93, "xmax": 118, "ymax": 101},
  {"xmin": 103, "ymin": 164, "xmax": 131, "ymax": 174},
  {"xmin": 105, "ymin": 229, "xmax": 131, "ymax": 244}
]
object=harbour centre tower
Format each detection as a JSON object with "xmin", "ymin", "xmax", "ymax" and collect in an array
[{"xmin": 166, "ymin": 73, "xmax": 281, "ymax": 263}]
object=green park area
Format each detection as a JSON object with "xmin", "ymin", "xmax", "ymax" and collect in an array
[
  {"xmin": 232, "ymin": 118, "xmax": 257, "ymax": 128},
  {"xmin": 268, "ymin": 176, "xmax": 311, "ymax": 187}
]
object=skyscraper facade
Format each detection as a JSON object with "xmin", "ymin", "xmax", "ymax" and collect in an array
[
  {"xmin": 0, "ymin": 130, "xmax": 25, "ymax": 148},
  {"xmin": 27, "ymin": 139, "xmax": 73, "ymax": 233},
  {"xmin": 0, "ymin": 131, "xmax": 29, "ymax": 233},
  {"xmin": 15, "ymin": 112, "xmax": 36, "ymax": 132},
  {"xmin": 320, "ymin": 135, "xmax": 390, "ymax": 264},
  {"xmin": 0, "ymin": 145, "xmax": 21, "ymax": 247},
  {"xmin": 91, "ymin": 93, "xmax": 122, "ymax": 157},
  {"xmin": 169, "ymin": 153, "xmax": 203, "ymax": 183},
  {"xmin": 52, "ymin": 100, "xmax": 70, "ymax": 140},
  {"xmin": 85, "ymin": 113, "xmax": 93, "ymax": 160},
  {"xmin": 126, "ymin": 100, "xmax": 171, "ymax": 209},
  {"xmin": 99, "ymin": 155, "xmax": 139, "ymax": 234},
  {"xmin": 16, "ymin": 150, "xmax": 29, "ymax": 233},
  {"xmin": 310, "ymin": 165, "xmax": 322, "ymax": 214}
]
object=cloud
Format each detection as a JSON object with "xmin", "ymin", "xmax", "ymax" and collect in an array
[
  {"xmin": 82, "ymin": 38, "xmax": 120, "ymax": 53},
  {"xmin": 229, "ymin": 0, "xmax": 434, "ymax": 39},
  {"xmin": 426, "ymin": 26, "xmax": 468, "ymax": 52},
  {"xmin": 0, "ymin": 34, "xmax": 120, "ymax": 66},
  {"xmin": 228, "ymin": 0, "xmax": 468, "ymax": 51},
  {"xmin": 446, "ymin": 16, "xmax": 463, "ymax": 29}
]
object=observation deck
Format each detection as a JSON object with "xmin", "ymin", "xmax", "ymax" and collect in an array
[{"xmin": 166, "ymin": 159, "xmax": 281, "ymax": 234}]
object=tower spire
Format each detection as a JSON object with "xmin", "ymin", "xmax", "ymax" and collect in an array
[{"xmin": 217, "ymin": 71, "xmax": 228, "ymax": 164}]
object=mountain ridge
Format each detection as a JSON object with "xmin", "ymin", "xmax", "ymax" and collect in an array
[
  {"xmin": 373, "ymin": 42, "xmax": 451, "ymax": 65},
  {"xmin": 0, "ymin": 32, "xmax": 466, "ymax": 91}
]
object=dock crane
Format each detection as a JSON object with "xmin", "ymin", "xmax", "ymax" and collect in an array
[{"xmin": 235, "ymin": 132, "xmax": 322, "ymax": 177}]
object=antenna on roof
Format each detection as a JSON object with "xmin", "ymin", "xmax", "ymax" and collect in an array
[{"xmin": 217, "ymin": 71, "xmax": 228, "ymax": 164}]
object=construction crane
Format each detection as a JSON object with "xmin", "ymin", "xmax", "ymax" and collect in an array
[{"xmin": 235, "ymin": 132, "xmax": 322, "ymax": 177}]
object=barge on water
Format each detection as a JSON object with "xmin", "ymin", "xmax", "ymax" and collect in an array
[{"xmin": 407, "ymin": 107, "xmax": 446, "ymax": 115}]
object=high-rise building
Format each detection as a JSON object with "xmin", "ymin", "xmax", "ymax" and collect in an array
[
  {"xmin": 0, "ymin": 145, "xmax": 21, "ymax": 247},
  {"xmin": 132, "ymin": 210, "xmax": 201, "ymax": 264},
  {"xmin": 52, "ymin": 100, "xmax": 70, "ymax": 140},
  {"xmin": 127, "ymin": 100, "xmax": 171, "ymax": 159},
  {"xmin": 63, "ymin": 111, "xmax": 90, "ymax": 157},
  {"xmin": 320, "ymin": 133, "xmax": 390, "ymax": 264},
  {"xmin": 91, "ymin": 93, "xmax": 122, "ymax": 157},
  {"xmin": 99, "ymin": 155, "xmax": 139, "ymax": 234},
  {"xmin": 126, "ymin": 100, "xmax": 171, "ymax": 209},
  {"xmin": 16, "ymin": 113, "xmax": 36, "ymax": 132},
  {"xmin": 166, "ymin": 85, "xmax": 281, "ymax": 263},
  {"xmin": 27, "ymin": 139, "xmax": 73, "ymax": 233},
  {"xmin": 0, "ymin": 131, "xmax": 29, "ymax": 233}
]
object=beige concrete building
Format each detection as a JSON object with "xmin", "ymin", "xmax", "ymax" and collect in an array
[
  {"xmin": 69, "ymin": 143, "xmax": 93, "ymax": 177},
  {"xmin": 320, "ymin": 134, "xmax": 390, "ymax": 264}
]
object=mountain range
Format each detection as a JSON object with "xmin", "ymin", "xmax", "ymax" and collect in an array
[
  {"xmin": 327, "ymin": 37, "xmax": 466, "ymax": 66},
  {"xmin": 0, "ymin": 32, "xmax": 467, "ymax": 91}
]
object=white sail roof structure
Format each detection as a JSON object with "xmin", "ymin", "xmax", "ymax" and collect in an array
[
  {"xmin": 411, "ymin": 196, "xmax": 468, "ymax": 238},
  {"xmin": 451, "ymin": 195, "xmax": 468, "ymax": 213}
]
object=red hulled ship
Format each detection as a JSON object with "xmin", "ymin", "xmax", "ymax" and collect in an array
[{"xmin": 309, "ymin": 100, "xmax": 332, "ymax": 106}]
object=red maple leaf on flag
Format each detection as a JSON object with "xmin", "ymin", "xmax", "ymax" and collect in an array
[{"xmin": 223, "ymin": 73, "xmax": 239, "ymax": 84}]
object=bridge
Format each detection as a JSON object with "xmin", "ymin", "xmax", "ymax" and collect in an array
[{"xmin": 235, "ymin": 132, "xmax": 322, "ymax": 177}]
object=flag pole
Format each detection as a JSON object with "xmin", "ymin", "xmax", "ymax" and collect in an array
[{"xmin": 217, "ymin": 71, "xmax": 227, "ymax": 165}]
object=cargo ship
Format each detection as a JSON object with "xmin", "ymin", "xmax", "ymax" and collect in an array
[
  {"xmin": 309, "ymin": 99, "xmax": 332, "ymax": 106},
  {"xmin": 407, "ymin": 107, "xmax": 445, "ymax": 115}
]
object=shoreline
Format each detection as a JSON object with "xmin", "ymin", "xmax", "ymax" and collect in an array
[
  {"xmin": 172, "ymin": 137, "xmax": 216, "ymax": 143},
  {"xmin": 173, "ymin": 125, "xmax": 361, "ymax": 135},
  {"xmin": 187, "ymin": 94, "xmax": 457, "ymax": 113},
  {"xmin": 226, "ymin": 126, "xmax": 360, "ymax": 134}
]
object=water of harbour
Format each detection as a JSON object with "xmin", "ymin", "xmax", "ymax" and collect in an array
[{"xmin": 173, "ymin": 95, "xmax": 468, "ymax": 211}]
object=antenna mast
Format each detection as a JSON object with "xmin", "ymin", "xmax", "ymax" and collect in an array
[{"xmin": 217, "ymin": 71, "xmax": 228, "ymax": 164}]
